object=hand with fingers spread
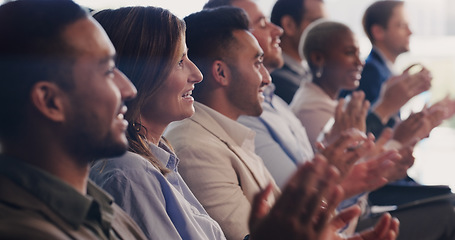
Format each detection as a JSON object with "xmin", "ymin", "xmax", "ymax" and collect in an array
[
  {"xmin": 430, "ymin": 95, "xmax": 455, "ymax": 121},
  {"xmin": 392, "ymin": 112, "xmax": 426, "ymax": 146},
  {"xmin": 248, "ymin": 154, "xmax": 400, "ymax": 240},
  {"xmin": 318, "ymin": 128, "xmax": 374, "ymax": 178},
  {"xmin": 321, "ymin": 206, "xmax": 400, "ymax": 240},
  {"xmin": 385, "ymin": 144, "xmax": 415, "ymax": 182},
  {"xmin": 372, "ymin": 64, "xmax": 432, "ymax": 124},
  {"xmin": 325, "ymin": 92, "xmax": 370, "ymax": 145},
  {"xmin": 340, "ymin": 150, "xmax": 400, "ymax": 199},
  {"xmin": 249, "ymin": 154, "xmax": 343, "ymax": 240}
]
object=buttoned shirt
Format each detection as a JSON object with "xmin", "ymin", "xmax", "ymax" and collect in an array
[
  {"xmin": 238, "ymin": 84, "xmax": 314, "ymax": 187},
  {"xmin": 90, "ymin": 141, "xmax": 226, "ymax": 240},
  {"xmin": 0, "ymin": 155, "xmax": 146, "ymax": 240}
]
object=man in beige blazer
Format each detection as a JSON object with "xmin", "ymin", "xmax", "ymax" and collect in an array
[{"xmin": 0, "ymin": 1, "xmax": 146, "ymax": 239}]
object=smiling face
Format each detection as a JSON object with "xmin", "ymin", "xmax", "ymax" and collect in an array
[
  {"xmin": 226, "ymin": 30, "xmax": 270, "ymax": 117},
  {"xmin": 233, "ymin": 0, "xmax": 283, "ymax": 71},
  {"xmin": 142, "ymin": 35, "xmax": 203, "ymax": 126},
  {"xmin": 62, "ymin": 17, "xmax": 137, "ymax": 160},
  {"xmin": 323, "ymin": 29, "xmax": 363, "ymax": 92}
]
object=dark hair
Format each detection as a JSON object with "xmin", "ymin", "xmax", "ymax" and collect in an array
[
  {"xmin": 94, "ymin": 7, "xmax": 185, "ymax": 174},
  {"xmin": 302, "ymin": 20, "xmax": 351, "ymax": 73},
  {"xmin": 184, "ymin": 6, "xmax": 249, "ymax": 100},
  {"xmin": 203, "ymin": 0, "xmax": 236, "ymax": 9},
  {"xmin": 363, "ymin": 0, "xmax": 404, "ymax": 43},
  {"xmin": 271, "ymin": 0, "xmax": 305, "ymax": 28},
  {"xmin": 0, "ymin": 0, "xmax": 88, "ymax": 140}
]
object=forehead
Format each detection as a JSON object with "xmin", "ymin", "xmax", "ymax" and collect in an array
[
  {"xmin": 231, "ymin": 30, "xmax": 263, "ymax": 59},
  {"xmin": 232, "ymin": 0, "xmax": 263, "ymax": 25},
  {"xmin": 304, "ymin": 0, "xmax": 326, "ymax": 19},
  {"xmin": 61, "ymin": 17, "xmax": 115, "ymax": 61},
  {"xmin": 329, "ymin": 30, "xmax": 357, "ymax": 50},
  {"xmin": 388, "ymin": 5, "xmax": 406, "ymax": 24}
]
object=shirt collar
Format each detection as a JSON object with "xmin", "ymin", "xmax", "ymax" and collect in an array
[
  {"xmin": 282, "ymin": 52, "xmax": 308, "ymax": 76},
  {"xmin": 373, "ymin": 47, "xmax": 399, "ymax": 75},
  {"xmin": 0, "ymin": 155, "xmax": 113, "ymax": 229},
  {"xmin": 148, "ymin": 139, "xmax": 179, "ymax": 171},
  {"xmin": 194, "ymin": 102, "xmax": 257, "ymax": 151}
]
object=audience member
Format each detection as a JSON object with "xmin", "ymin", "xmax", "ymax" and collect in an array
[
  {"xmin": 164, "ymin": 7, "xmax": 280, "ymax": 239},
  {"xmin": 0, "ymin": 1, "xmax": 147, "ymax": 239},
  {"xmin": 204, "ymin": 0, "xmax": 314, "ymax": 187},
  {"xmin": 165, "ymin": 6, "xmax": 400, "ymax": 239},
  {"xmin": 270, "ymin": 0, "xmax": 326, "ymax": 103},
  {"xmin": 290, "ymin": 21, "xmax": 366, "ymax": 148},
  {"xmin": 89, "ymin": 7, "xmax": 227, "ymax": 239}
]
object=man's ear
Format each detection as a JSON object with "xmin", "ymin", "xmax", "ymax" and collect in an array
[
  {"xmin": 371, "ymin": 24, "xmax": 385, "ymax": 42},
  {"xmin": 30, "ymin": 82, "xmax": 67, "ymax": 122},
  {"xmin": 211, "ymin": 60, "xmax": 231, "ymax": 87},
  {"xmin": 280, "ymin": 15, "xmax": 298, "ymax": 37}
]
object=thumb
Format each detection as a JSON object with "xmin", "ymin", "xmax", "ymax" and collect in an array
[{"xmin": 249, "ymin": 183, "xmax": 273, "ymax": 230}]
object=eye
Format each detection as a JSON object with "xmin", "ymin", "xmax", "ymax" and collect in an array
[
  {"xmin": 178, "ymin": 59, "xmax": 184, "ymax": 67},
  {"xmin": 257, "ymin": 18, "xmax": 267, "ymax": 29},
  {"xmin": 106, "ymin": 66, "xmax": 116, "ymax": 76}
]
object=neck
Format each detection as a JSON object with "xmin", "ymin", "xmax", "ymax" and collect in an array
[
  {"xmin": 140, "ymin": 117, "xmax": 165, "ymax": 146},
  {"xmin": 280, "ymin": 35, "xmax": 302, "ymax": 62},
  {"xmin": 374, "ymin": 44, "xmax": 398, "ymax": 64},
  {"xmin": 313, "ymin": 77, "xmax": 339, "ymax": 100},
  {"xmin": 197, "ymin": 90, "xmax": 240, "ymax": 120},
  {"xmin": 3, "ymin": 140, "xmax": 90, "ymax": 194}
]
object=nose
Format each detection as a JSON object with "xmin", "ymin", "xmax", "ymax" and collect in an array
[
  {"xmin": 114, "ymin": 68, "xmax": 137, "ymax": 101},
  {"xmin": 269, "ymin": 21, "xmax": 283, "ymax": 38},
  {"xmin": 260, "ymin": 64, "xmax": 271, "ymax": 86},
  {"xmin": 188, "ymin": 59, "xmax": 203, "ymax": 84}
]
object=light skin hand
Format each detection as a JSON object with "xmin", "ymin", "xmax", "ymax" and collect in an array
[
  {"xmin": 372, "ymin": 64, "xmax": 432, "ymax": 124},
  {"xmin": 321, "ymin": 206, "xmax": 400, "ymax": 240},
  {"xmin": 340, "ymin": 150, "xmax": 400, "ymax": 199},
  {"xmin": 249, "ymin": 155, "xmax": 343, "ymax": 240},
  {"xmin": 249, "ymin": 155, "xmax": 399, "ymax": 240},
  {"xmin": 385, "ymin": 144, "xmax": 416, "ymax": 182}
]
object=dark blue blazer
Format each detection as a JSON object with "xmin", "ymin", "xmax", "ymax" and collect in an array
[{"xmin": 358, "ymin": 48, "xmax": 392, "ymax": 105}]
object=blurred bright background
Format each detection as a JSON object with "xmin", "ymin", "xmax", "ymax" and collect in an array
[{"xmin": 1, "ymin": 0, "xmax": 455, "ymax": 190}]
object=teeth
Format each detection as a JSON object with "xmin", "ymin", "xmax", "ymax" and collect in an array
[{"xmin": 182, "ymin": 90, "xmax": 192, "ymax": 97}]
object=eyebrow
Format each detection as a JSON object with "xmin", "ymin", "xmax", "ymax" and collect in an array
[{"xmin": 98, "ymin": 54, "xmax": 116, "ymax": 65}]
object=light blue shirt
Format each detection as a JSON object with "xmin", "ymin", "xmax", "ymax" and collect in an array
[
  {"xmin": 90, "ymin": 141, "xmax": 226, "ymax": 240},
  {"xmin": 238, "ymin": 84, "xmax": 314, "ymax": 187}
]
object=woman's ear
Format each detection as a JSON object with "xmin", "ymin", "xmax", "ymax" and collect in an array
[
  {"xmin": 211, "ymin": 60, "xmax": 231, "ymax": 86},
  {"xmin": 310, "ymin": 51, "xmax": 325, "ymax": 68},
  {"xmin": 30, "ymin": 81, "xmax": 67, "ymax": 122}
]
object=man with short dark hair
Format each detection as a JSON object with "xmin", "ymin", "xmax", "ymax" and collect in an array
[
  {"xmin": 0, "ymin": 1, "xmax": 146, "ymax": 239},
  {"xmin": 270, "ymin": 0, "xmax": 326, "ymax": 104}
]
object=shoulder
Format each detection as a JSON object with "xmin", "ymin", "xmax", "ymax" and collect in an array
[
  {"xmin": 90, "ymin": 152, "xmax": 166, "ymax": 190},
  {"xmin": 0, "ymin": 218, "xmax": 72, "ymax": 240}
]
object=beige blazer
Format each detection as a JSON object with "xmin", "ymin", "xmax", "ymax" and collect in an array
[
  {"xmin": 0, "ymin": 175, "xmax": 146, "ymax": 240},
  {"xmin": 165, "ymin": 102, "xmax": 280, "ymax": 240}
]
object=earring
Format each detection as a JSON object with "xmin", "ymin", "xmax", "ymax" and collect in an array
[
  {"xmin": 132, "ymin": 122, "xmax": 141, "ymax": 132},
  {"xmin": 315, "ymin": 66, "xmax": 323, "ymax": 79}
]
